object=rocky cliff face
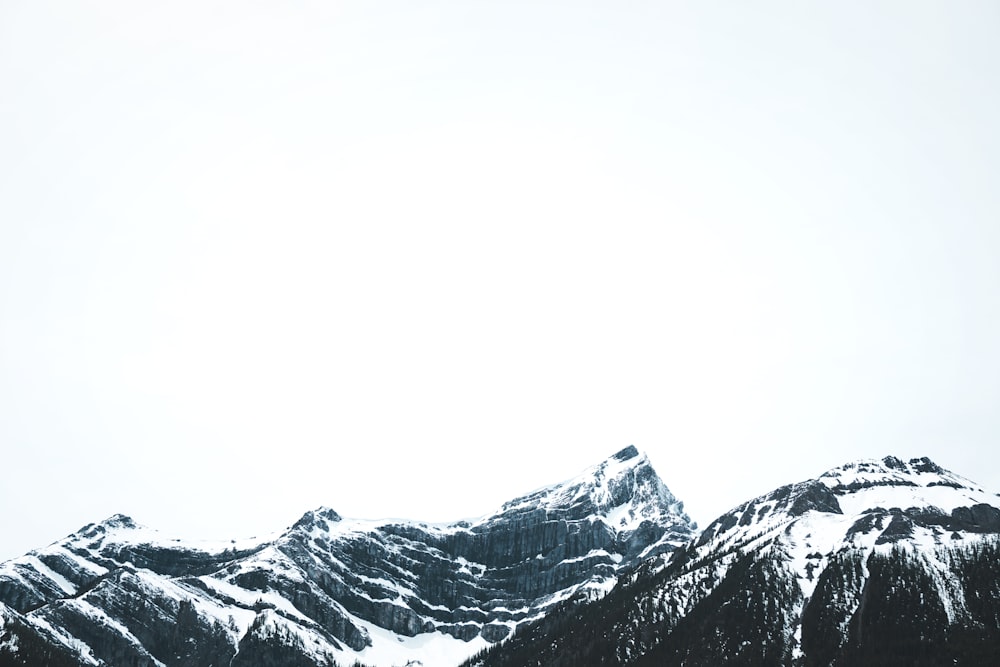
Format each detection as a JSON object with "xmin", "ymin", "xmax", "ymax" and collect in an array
[
  {"xmin": 0, "ymin": 446, "xmax": 694, "ymax": 667},
  {"xmin": 466, "ymin": 456, "xmax": 1000, "ymax": 667}
]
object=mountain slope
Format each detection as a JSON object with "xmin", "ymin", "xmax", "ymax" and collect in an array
[
  {"xmin": 0, "ymin": 446, "xmax": 694, "ymax": 667},
  {"xmin": 465, "ymin": 456, "xmax": 1000, "ymax": 667}
]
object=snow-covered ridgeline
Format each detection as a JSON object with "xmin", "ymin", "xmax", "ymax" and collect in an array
[{"xmin": 0, "ymin": 446, "xmax": 694, "ymax": 667}]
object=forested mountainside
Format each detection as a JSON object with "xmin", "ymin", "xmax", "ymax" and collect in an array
[{"xmin": 464, "ymin": 457, "xmax": 1000, "ymax": 667}]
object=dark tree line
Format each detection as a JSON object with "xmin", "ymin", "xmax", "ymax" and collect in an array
[{"xmin": 463, "ymin": 538, "xmax": 1000, "ymax": 667}]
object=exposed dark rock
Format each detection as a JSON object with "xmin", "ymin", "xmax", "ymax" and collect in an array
[
  {"xmin": 462, "ymin": 456, "xmax": 1000, "ymax": 667},
  {"xmin": 882, "ymin": 455, "xmax": 906, "ymax": 470},
  {"xmin": 697, "ymin": 513, "xmax": 739, "ymax": 546},
  {"xmin": 830, "ymin": 478, "xmax": 919, "ymax": 493},
  {"xmin": 908, "ymin": 457, "xmax": 944, "ymax": 474},
  {"xmin": 788, "ymin": 481, "xmax": 842, "ymax": 516},
  {"xmin": 0, "ymin": 448, "xmax": 694, "ymax": 666},
  {"xmin": 481, "ymin": 623, "xmax": 511, "ymax": 642},
  {"xmin": 875, "ymin": 514, "xmax": 915, "ymax": 544},
  {"xmin": 950, "ymin": 504, "xmax": 1000, "ymax": 533},
  {"xmin": 613, "ymin": 445, "xmax": 640, "ymax": 461}
]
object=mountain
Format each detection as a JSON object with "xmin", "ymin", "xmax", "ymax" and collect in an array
[
  {"xmin": 466, "ymin": 456, "xmax": 1000, "ymax": 667},
  {"xmin": 0, "ymin": 446, "xmax": 694, "ymax": 667}
]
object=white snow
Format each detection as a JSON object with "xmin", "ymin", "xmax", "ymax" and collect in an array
[
  {"xmin": 0, "ymin": 605, "xmax": 16, "ymax": 655},
  {"xmin": 47, "ymin": 547, "xmax": 109, "ymax": 576},
  {"xmin": 229, "ymin": 545, "xmax": 307, "ymax": 582},
  {"xmin": 23, "ymin": 614, "xmax": 101, "ymax": 666},
  {"xmin": 559, "ymin": 549, "xmax": 614, "ymax": 565},
  {"xmin": 0, "ymin": 447, "xmax": 694, "ymax": 667},
  {"xmin": 249, "ymin": 610, "xmax": 342, "ymax": 663},
  {"xmin": 351, "ymin": 618, "xmax": 491, "ymax": 667},
  {"xmin": 477, "ymin": 447, "xmax": 670, "ymax": 523},
  {"xmin": 67, "ymin": 599, "xmax": 167, "ymax": 667},
  {"xmin": 63, "ymin": 516, "xmax": 278, "ymax": 557},
  {"xmin": 665, "ymin": 454, "xmax": 1000, "ymax": 667},
  {"xmin": 193, "ymin": 576, "xmax": 306, "ymax": 625},
  {"xmin": 22, "ymin": 556, "xmax": 76, "ymax": 596}
]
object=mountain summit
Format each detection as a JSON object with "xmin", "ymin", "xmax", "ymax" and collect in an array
[
  {"xmin": 0, "ymin": 447, "xmax": 694, "ymax": 667},
  {"xmin": 481, "ymin": 446, "xmax": 694, "ymax": 560},
  {"xmin": 470, "ymin": 455, "xmax": 1000, "ymax": 667}
]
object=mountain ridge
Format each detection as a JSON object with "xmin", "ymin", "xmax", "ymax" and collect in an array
[
  {"xmin": 464, "ymin": 454, "xmax": 1000, "ymax": 667},
  {"xmin": 0, "ymin": 446, "xmax": 694, "ymax": 667},
  {"xmin": 7, "ymin": 452, "xmax": 998, "ymax": 666}
]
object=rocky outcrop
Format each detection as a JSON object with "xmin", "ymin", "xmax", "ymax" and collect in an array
[
  {"xmin": 0, "ymin": 447, "xmax": 694, "ymax": 667},
  {"xmin": 465, "ymin": 456, "xmax": 1000, "ymax": 667}
]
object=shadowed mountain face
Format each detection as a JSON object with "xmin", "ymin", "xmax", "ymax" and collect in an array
[
  {"xmin": 464, "ymin": 456, "xmax": 1000, "ymax": 667},
  {"xmin": 0, "ymin": 446, "xmax": 694, "ymax": 667}
]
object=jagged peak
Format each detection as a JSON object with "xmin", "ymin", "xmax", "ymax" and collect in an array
[
  {"xmin": 827, "ymin": 455, "xmax": 944, "ymax": 475},
  {"xmin": 878, "ymin": 455, "xmax": 944, "ymax": 475},
  {"xmin": 102, "ymin": 513, "xmax": 139, "ymax": 529},
  {"xmin": 498, "ymin": 447, "xmax": 649, "ymax": 507},
  {"xmin": 819, "ymin": 455, "xmax": 973, "ymax": 492},
  {"xmin": 591, "ymin": 445, "xmax": 652, "ymax": 479},
  {"xmin": 693, "ymin": 454, "xmax": 999, "ymax": 559},
  {"xmin": 60, "ymin": 513, "xmax": 154, "ymax": 548},
  {"xmin": 292, "ymin": 507, "xmax": 343, "ymax": 532},
  {"xmin": 311, "ymin": 507, "xmax": 343, "ymax": 522},
  {"xmin": 611, "ymin": 445, "xmax": 641, "ymax": 462},
  {"xmin": 73, "ymin": 513, "xmax": 143, "ymax": 536},
  {"xmin": 487, "ymin": 447, "xmax": 692, "ymax": 539}
]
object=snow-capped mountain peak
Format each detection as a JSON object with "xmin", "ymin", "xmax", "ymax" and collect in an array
[
  {"xmin": 659, "ymin": 455, "xmax": 1000, "ymax": 663},
  {"xmin": 478, "ymin": 446, "xmax": 694, "ymax": 560},
  {"xmin": 491, "ymin": 446, "xmax": 689, "ymax": 527},
  {"xmin": 820, "ymin": 455, "xmax": 979, "ymax": 492},
  {"xmin": 0, "ymin": 447, "xmax": 695, "ymax": 667},
  {"xmin": 694, "ymin": 455, "xmax": 997, "ymax": 553},
  {"xmin": 471, "ymin": 455, "xmax": 1000, "ymax": 667},
  {"xmin": 291, "ymin": 506, "xmax": 344, "ymax": 532}
]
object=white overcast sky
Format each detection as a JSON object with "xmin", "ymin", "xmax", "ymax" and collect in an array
[{"xmin": 2, "ymin": 1, "xmax": 999, "ymax": 561}]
